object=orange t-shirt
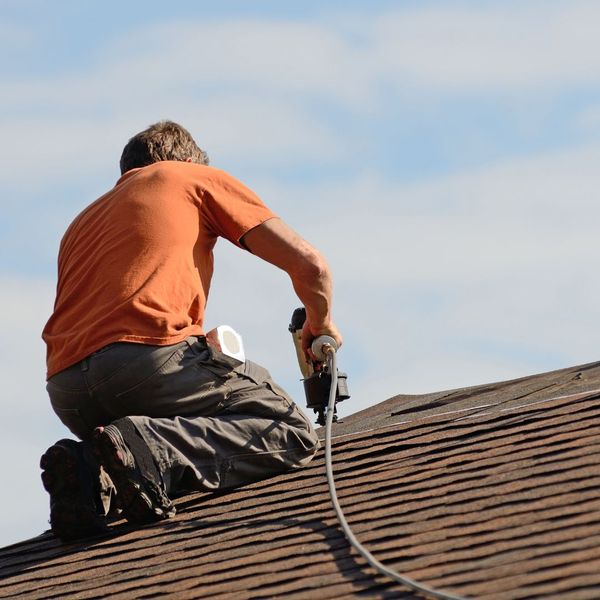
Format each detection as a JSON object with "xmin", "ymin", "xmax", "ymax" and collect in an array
[{"xmin": 43, "ymin": 161, "xmax": 276, "ymax": 378}]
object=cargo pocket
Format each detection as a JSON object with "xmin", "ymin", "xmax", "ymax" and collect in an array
[{"xmin": 221, "ymin": 360, "xmax": 295, "ymax": 420}]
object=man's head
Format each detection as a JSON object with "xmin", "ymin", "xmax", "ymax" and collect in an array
[{"xmin": 119, "ymin": 121, "xmax": 209, "ymax": 175}]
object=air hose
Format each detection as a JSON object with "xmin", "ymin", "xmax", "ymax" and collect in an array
[{"xmin": 317, "ymin": 341, "xmax": 468, "ymax": 600}]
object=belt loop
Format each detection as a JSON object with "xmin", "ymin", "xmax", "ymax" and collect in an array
[
  {"xmin": 80, "ymin": 357, "xmax": 89, "ymax": 372},
  {"xmin": 185, "ymin": 335, "xmax": 207, "ymax": 349}
]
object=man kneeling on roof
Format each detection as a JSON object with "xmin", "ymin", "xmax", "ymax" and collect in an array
[{"xmin": 41, "ymin": 121, "xmax": 342, "ymax": 541}]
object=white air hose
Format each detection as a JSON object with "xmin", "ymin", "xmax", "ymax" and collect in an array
[{"xmin": 313, "ymin": 338, "xmax": 468, "ymax": 600}]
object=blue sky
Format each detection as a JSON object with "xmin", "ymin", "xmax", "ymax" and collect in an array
[{"xmin": 2, "ymin": 1, "xmax": 600, "ymax": 547}]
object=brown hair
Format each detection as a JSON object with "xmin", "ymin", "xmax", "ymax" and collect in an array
[{"xmin": 119, "ymin": 121, "xmax": 209, "ymax": 174}]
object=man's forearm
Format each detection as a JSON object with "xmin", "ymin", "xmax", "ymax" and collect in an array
[
  {"xmin": 241, "ymin": 217, "xmax": 342, "ymax": 350},
  {"xmin": 288, "ymin": 251, "xmax": 333, "ymax": 333}
]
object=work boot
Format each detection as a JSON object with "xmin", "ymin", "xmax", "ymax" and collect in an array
[
  {"xmin": 92, "ymin": 418, "xmax": 175, "ymax": 525},
  {"xmin": 40, "ymin": 439, "xmax": 109, "ymax": 541}
]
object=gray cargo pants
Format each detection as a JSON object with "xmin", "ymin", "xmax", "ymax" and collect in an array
[{"xmin": 46, "ymin": 336, "xmax": 319, "ymax": 496}]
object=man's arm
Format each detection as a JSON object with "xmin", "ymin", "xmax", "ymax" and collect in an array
[{"xmin": 241, "ymin": 217, "xmax": 342, "ymax": 355}]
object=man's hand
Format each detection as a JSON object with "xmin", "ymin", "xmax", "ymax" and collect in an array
[{"xmin": 301, "ymin": 320, "xmax": 343, "ymax": 362}]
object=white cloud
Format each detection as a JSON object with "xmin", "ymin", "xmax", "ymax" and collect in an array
[
  {"xmin": 301, "ymin": 142, "xmax": 600, "ymax": 282},
  {"xmin": 174, "ymin": 97, "xmax": 342, "ymax": 165},
  {"xmin": 4, "ymin": 1, "xmax": 600, "ymax": 182},
  {"xmin": 0, "ymin": 16, "xmax": 369, "ymax": 186},
  {"xmin": 372, "ymin": 2, "xmax": 600, "ymax": 92},
  {"xmin": 0, "ymin": 117, "xmax": 122, "ymax": 183},
  {"xmin": 89, "ymin": 2, "xmax": 600, "ymax": 102},
  {"xmin": 99, "ymin": 19, "xmax": 373, "ymax": 109},
  {"xmin": 0, "ymin": 97, "xmax": 340, "ymax": 185}
]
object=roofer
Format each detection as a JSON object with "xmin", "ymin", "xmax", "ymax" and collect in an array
[{"xmin": 40, "ymin": 121, "xmax": 342, "ymax": 541}]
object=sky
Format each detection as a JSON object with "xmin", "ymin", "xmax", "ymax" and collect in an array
[{"xmin": 1, "ymin": 0, "xmax": 599, "ymax": 548}]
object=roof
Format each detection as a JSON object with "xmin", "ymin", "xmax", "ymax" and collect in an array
[{"xmin": 2, "ymin": 361, "xmax": 600, "ymax": 599}]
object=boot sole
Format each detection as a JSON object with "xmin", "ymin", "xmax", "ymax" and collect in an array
[
  {"xmin": 92, "ymin": 428, "xmax": 175, "ymax": 525},
  {"xmin": 40, "ymin": 442, "xmax": 108, "ymax": 541}
]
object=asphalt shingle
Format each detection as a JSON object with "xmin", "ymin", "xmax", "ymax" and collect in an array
[{"xmin": 2, "ymin": 361, "xmax": 599, "ymax": 599}]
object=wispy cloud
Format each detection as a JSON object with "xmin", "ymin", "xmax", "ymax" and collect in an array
[
  {"xmin": 4, "ymin": 2, "xmax": 600, "ymax": 185},
  {"xmin": 370, "ymin": 2, "xmax": 600, "ymax": 91}
]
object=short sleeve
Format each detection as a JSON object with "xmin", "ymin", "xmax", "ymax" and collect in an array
[{"xmin": 197, "ymin": 168, "xmax": 277, "ymax": 247}]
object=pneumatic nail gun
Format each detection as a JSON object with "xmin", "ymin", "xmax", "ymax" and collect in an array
[{"xmin": 288, "ymin": 308, "xmax": 350, "ymax": 425}]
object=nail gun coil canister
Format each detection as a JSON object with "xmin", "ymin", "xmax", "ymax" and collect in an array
[{"xmin": 303, "ymin": 370, "xmax": 350, "ymax": 410}]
